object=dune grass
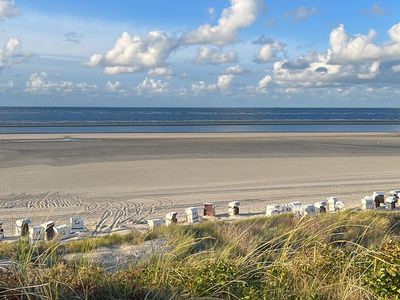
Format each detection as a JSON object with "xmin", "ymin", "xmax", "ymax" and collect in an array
[{"xmin": 1, "ymin": 210, "xmax": 400, "ymax": 299}]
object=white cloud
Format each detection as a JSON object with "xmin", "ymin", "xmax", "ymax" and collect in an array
[
  {"xmin": 86, "ymin": 0, "xmax": 260, "ymax": 77},
  {"xmin": 26, "ymin": 72, "xmax": 97, "ymax": 93},
  {"xmin": 193, "ymin": 46, "xmax": 237, "ymax": 64},
  {"xmin": 192, "ymin": 74, "xmax": 234, "ymax": 93},
  {"xmin": 85, "ymin": 53, "xmax": 102, "ymax": 67},
  {"xmin": 285, "ymin": 6, "xmax": 317, "ymax": 21},
  {"xmin": 147, "ymin": 67, "xmax": 174, "ymax": 77},
  {"xmin": 267, "ymin": 22, "xmax": 400, "ymax": 89},
  {"xmin": 357, "ymin": 61, "xmax": 380, "ymax": 79},
  {"xmin": 217, "ymin": 74, "xmax": 234, "ymax": 90},
  {"xmin": 392, "ymin": 65, "xmax": 400, "ymax": 73},
  {"xmin": 185, "ymin": 0, "xmax": 263, "ymax": 45},
  {"xmin": 329, "ymin": 23, "xmax": 400, "ymax": 63},
  {"xmin": 273, "ymin": 57, "xmax": 346, "ymax": 87},
  {"xmin": 86, "ymin": 31, "xmax": 179, "ymax": 74},
  {"xmin": 254, "ymin": 39, "xmax": 285, "ymax": 63},
  {"xmin": 105, "ymin": 81, "xmax": 122, "ymax": 93},
  {"xmin": 0, "ymin": 0, "xmax": 19, "ymax": 21},
  {"xmin": 0, "ymin": 38, "xmax": 30, "ymax": 72},
  {"xmin": 136, "ymin": 77, "xmax": 168, "ymax": 94},
  {"xmin": 192, "ymin": 81, "xmax": 217, "ymax": 93},
  {"xmin": 223, "ymin": 64, "xmax": 249, "ymax": 75},
  {"xmin": 257, "ymin": 75, "xmax": 272, "ymax": 90}
]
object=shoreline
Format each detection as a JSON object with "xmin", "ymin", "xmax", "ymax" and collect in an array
[{"xmin": 1, "ymin": 131, "xmax": 399, "ymax": 140}]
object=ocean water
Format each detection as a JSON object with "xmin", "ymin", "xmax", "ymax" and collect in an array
[{"xmin": 0, "ymin": 107, "xmax": 400, "ymax": 133}]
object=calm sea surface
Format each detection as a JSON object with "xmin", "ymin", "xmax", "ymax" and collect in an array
[{"xmin": 0, "ymin": 107, "xmax": 400, "ymax": 133}]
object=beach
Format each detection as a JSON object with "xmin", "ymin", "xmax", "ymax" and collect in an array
[{"xmin": 1, "ymin": 132, "xmax": 400, "ymax": 234}]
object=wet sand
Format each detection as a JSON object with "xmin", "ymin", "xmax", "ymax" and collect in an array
[{"xmin": 0, "ymin": 132, "xmax": 400, "ymax": 235}]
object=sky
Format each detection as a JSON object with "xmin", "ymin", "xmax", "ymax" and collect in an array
[{"xmin": 0, "ymin": 0, "xmax": 400, "ymax": 107}]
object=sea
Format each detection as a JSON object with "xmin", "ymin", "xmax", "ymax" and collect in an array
[{"xmin": 0, "ymin": 107, "xmax": 400, "ymax": 134}]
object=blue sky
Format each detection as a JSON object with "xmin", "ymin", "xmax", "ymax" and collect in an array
[{"xmin": 0, "ymin": 0, "xmax": 400, "ymax": 107}]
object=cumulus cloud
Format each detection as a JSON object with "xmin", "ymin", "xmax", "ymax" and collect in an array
[
  {"xmin": 26, "ymin": 72, "xmax": 97, "ymax": 93},
  {"xmin": 273, "ymin": 57, "xmax": 377, "ymax": 88},
  {"xmin": 86, "ymin": 31, "xmax": 180, "ymax": 74},
  {"xmin": 0, "ymin": 0, "xmax": 19, "ymax": 21},
  {"xmin": 254, "ymin": 37, "xmax": 285, "ymax": 63},
  {"xmin": 193, "ymin": 46, "xmax": 237, "ymax": 64},
  {"xmin": 285, "ymin": 6, "xmax": 317, "ymax": 21},
  {"xmin": 185, "ymin": 0, "xmax": 263, "ymax": 45},
  {"xmin": 87, "ymin": 0, "xmax": 263, "ymax": 76},
  {"xmin": 328, "ymin": 23, "xmax": 400, "ymax": 63},
  {"xmin": 217, "ymin": 74, "xmax": 234, "ymax": 90},
  {"xmin": 136, "ymin": 77, "xmax": 168, "ymax": 94},
  {"xmin": 267, "ymin": 22, "xmax": 400, "ymax": 88},
  {"xmin": 192, "ymin": 81, "xmax": 217, "ymax": 93},
  {"xmin": 246, "ymin": 74, "xmax": 273, "ymax": 94},
  {"xmin": 192, "ymin": 74, "xmax": 234, "ymax": 93},
  {"xmin": 223, "ymin": 64, "xmax": 249, "ymax": 75},
  {"xmin": 257, "ymin": 75, "xmax": 272, "ymax": 90},
  {"xmin": 147, "ymin": 67, "xmax": 174, "ymax": 77},
  {"xmin": 105, "ymin": 81, "xmax": 122, "ymax": 93},
  {"xmin": 0, "ymin": 38, "xmax": 30, "ymax": 72}
]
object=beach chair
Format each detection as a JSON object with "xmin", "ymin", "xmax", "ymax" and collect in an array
[
  {"xmin": 303, "ymin": 204, "xmax": 315, "ymax": 215},
  {"xmin": 147, "ymin": 219, "xmax": 164, "ymax": 230},
  {"xmin": 266, "ymin": 204, "xmax": 283, "ymax": 216},
  {"xmin": 372, "ymin": 192, "xmax": 385, "ymax": 208},
  {"xmin": 165, "ymin": 212, "xmax": 178, "ymax": 226},
  {"xmin": 203, "ymin": 203, "xmax": 216, "ymax": 217},
  {"xmin": 228, "ymin": 201, "xmax": 240, "ymax": 216},
  {"xmin": 361, "ymin": 196, "xmax": 374, "ymax": 210},
  {"xmin": 314, "ymin": 201, "xmax": 327, "ymax": 213},
  {"xmin": 42, "ymin": 221, "xmax": 56, "ymax": 241},
  {"xmin": 54, "ymin": 225, "xmax": 71, "ymax": 240},
  {"xmin": 15, "ymin": 219, "xmax": 32, "ymax": 237},
  {"xmin": 185, "ymin": 207, "xmax": 200, "ymax": 224},
  {"xmin": 385, "ymin": 196, "xmax": 397, "ymax": 211},
  {"xmin": 70, "ymin": 217, "xmax": 85, "ymax": 232},
  {"xmin": 326, "ymin": 197, "xmax": 337, "ymax": 212},
  {"xmin": 29, "ymin": 226, "xmax": 44, "ymax": 243}
]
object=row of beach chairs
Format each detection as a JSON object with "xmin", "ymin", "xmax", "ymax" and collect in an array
[
  {"xmin": 1, "ymin": 190, "xmax": 398, "ymax": 240},
  {"xmin": 361, "ymin": 190, "xmax": 400, "ymax": 210},
  {"xmin": 266, "ymin": 196, "xmax": 345, "ymax": 217},
  {"xmin": 148, "ymin": 189, "xmax": 400, "ymax": 230},
  {"xmin": 148, "ymin": 201, "xmax": 241, "ymax": 229},
  {"xmin": 0, "ymin": 217, "xmax": 85, "ymax": 243}
]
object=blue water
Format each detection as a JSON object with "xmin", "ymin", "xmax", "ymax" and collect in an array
[{"xmin": 0, "ymin": 107, "xmax": 399, "ymax": 133}]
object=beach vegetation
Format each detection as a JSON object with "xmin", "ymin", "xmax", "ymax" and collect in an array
[{"xmin": 0, "ymin": 210, "xmax": 400, "ymax": 299}]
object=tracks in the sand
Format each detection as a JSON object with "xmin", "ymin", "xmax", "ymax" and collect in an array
[
  {"xmin": 0, "ymin": 192, "xmax": 176, "ymax": 236},
  {"xmin": 0, "ymin": 192, "xmax": 83, "ymax": 209},
  {"xmin": 90, "ymin": 197, "xmax": 175, "ymax": 235}
]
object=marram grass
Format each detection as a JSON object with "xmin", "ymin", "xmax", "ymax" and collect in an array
[{"xmin": 1, "ymin": 210, "xmax": 400, "ymax": 299}]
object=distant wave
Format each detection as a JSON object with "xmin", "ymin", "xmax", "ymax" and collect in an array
[{"xmin": 1, "ymin": 119, "xmax": 400, "ymax": 127}]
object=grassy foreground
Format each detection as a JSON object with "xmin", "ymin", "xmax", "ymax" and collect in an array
[{"xmin": 1, "ymin": 211, "xmax": 400, "ymax": 299}]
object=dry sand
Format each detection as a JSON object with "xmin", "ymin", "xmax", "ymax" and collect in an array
[{"xmin": 0, "ymin": 132, "xmax": 400, "ymax": 235}]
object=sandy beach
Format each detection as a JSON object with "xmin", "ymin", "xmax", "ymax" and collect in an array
[{"xmin": 1, "ymin": 132, "xmax": 400, "ymax": 235}]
